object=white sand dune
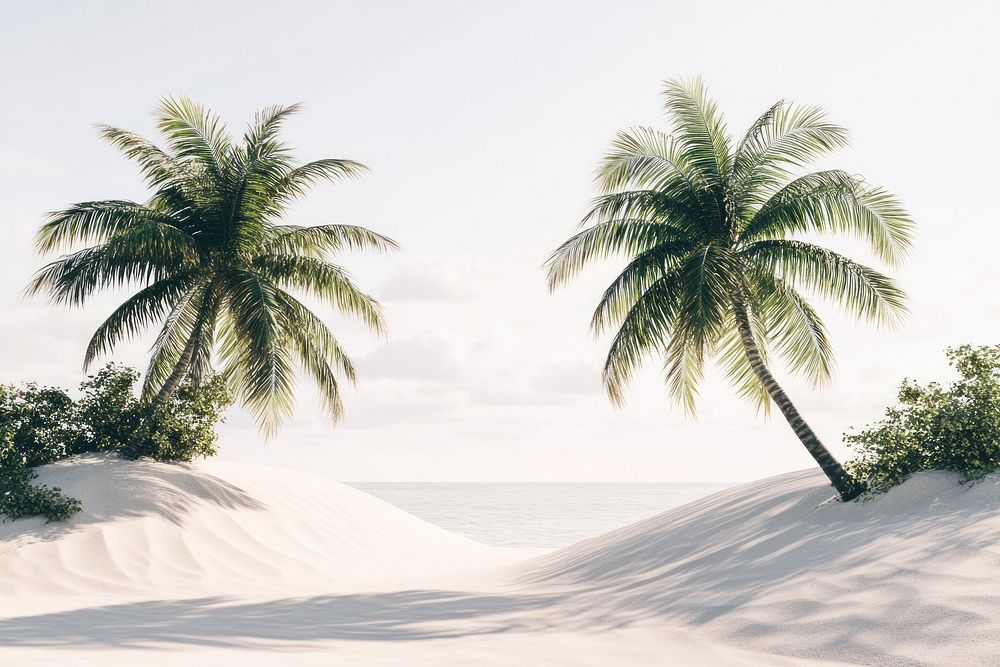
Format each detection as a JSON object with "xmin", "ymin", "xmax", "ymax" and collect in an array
[
  {"xmin": 0, "ymin": 455, "xmax": 517, "ymax": 605},
  {"xmin": 515, "ymin": 469, "xmax": 1000, "ymax": 665},
  {"xmin": 1, "ymin": 455, "xmax": 998, "ymax": 666}
]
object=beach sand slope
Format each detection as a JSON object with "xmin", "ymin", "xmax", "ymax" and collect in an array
[{"xmin": 2, "ymin": 455, "xmax": 997, "ymax": 665}]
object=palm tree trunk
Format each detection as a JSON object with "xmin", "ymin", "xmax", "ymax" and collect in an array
[
  {"xmin": 153, "ymin": 337, "xmax": 199, "ymax": 406},
  {"xmin": 122, "ymin": 287, "xmax": 219, "ymax": 460},
  {"xmin": 732, "ymin": 301, "xmax": 863, "ymax": 501},
  {"xmin": 120, "ymin": 334, "xmax": 199, "ymax": 460}
]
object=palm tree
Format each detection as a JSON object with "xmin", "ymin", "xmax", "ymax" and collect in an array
[
  {"xmin": 29, "ymin": 98, "xmax": 396, "ymax": 452},
  {"xmin": 546, "ymin": 78, "xmax": 913, "ymax": 500}
]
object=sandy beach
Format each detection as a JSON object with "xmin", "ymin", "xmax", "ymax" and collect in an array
[
  {"xmin": 2, "ymin": 455, "xmax": 997, "ymax": 666},
  {"xmin": 3, "ymin": 2, "xmax": 999, "ymax": 664}
]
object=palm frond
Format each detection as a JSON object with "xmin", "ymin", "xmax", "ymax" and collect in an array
[
  {"xmin": 661, "ymin": 77, "xmax": 731, "ymax": 185},
  {"xmin": 218, "ymin": 270, "xmax": 296, "ymax": 435},
  {"xmin": 273, "ymin": 159, "xmax": 369, "ymax": 205},
  {"xmin": 741, "ymin": 170, "xmax": 914, "ymax": 266},
  {"xmin": 274, "ymin": 291, "xmax": 358, "ymax": 420},
  {"xmin": 252, "ymin": 255, "xmax": 387, "ymax": 335},
  {"xmin": 601, "ymin": 270, "xmax": 684, "ymax": 406},
  {"xmin": 731, "ymin": 103, "xmax": 849, "ymax": 210},
  {"xmin": 243, "ymin": 103, "xmax": 301, "ymax": 157},
  {"xmin": 27, "ymin": 223, "xmax": 201, "ymax": 306},
  {"xmin": 263, "ymin": 224, "xmax": 399, "ymax": 258},
  {"xmin": 546, "ymin": 218, "xmax": 688, "ymax": 290},
  {"xmin": 673, "ymin": 244, "xmax": 738, "ymax": 350},
  {"xmin": 274, "ymin": 291, "xmax": 358, "ymax": 383},
  {"xmin": 291, "ymin": 333, "xmax": 345, "ymax": 421},
  {"xmin": 97, "ymin": 126, "xmax": 182, "ymax": 189},
  {"xmin": 731, "ymin": 101, "xmax": 783, "ymax": 166},
  {"xmin": 155, "ymin": 96, "xmax": 232, "ymax": 179},
  {"xmin": 142, "ymin": 279, "xmax": 213, "ymax": 400},
  {"xmin": 742, "ymin": 239, "xmax": 908, "ymax": 324},
  {"xmin": 751, "ymin": 273, "xmax": 834, "ymax": 386},
  {"xmin": 85, "ymin": 272, "xmax": 199, "ymax": 370},
  {"xmin": 591, "ymin": 246, "xmax": 692, "ymax": 334},
  {"xmin": 597, "ymin": 127, "xmax": 707, "ymax": 199},
  {"xmin": 186, "ymin": 299, "xmax": 220, "ymax": 388},
  {"xmin": 36, "ymin": 201, "xmax": 183, "ymax": 254},
  {"xmin": 662, "ymin": 332, "xmax": 707, "ymax": 415}
]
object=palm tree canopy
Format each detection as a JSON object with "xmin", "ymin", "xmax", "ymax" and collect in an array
[
  {"xmin": 546, "ymin": 78, "xmax": 913, "ymax": 414},
  {"xmin": 29, "ymin": 98, "xmax": 397, "ymax": 434}
]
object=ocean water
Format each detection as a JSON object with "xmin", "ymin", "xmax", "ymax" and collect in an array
[{"xmin": 349, "ymin": 482, "xmax": 734, "ymax": 550}]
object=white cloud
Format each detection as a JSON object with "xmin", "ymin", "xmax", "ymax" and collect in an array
[
  {"xmin": 377, "ymin": 260, "xmax": 473, "ymax": 303},
  {"xmin": 357, "ymin": 336, "xmax": 464, "ymax": 381}
]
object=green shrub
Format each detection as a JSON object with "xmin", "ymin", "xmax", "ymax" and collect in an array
[
  {"xmin": 75, "ymin": 364, "xmax": 145, "ymax": 454},
  {"xmin": 138, "ymin": 376, "xmax": 231, "ymax": 461},
  {"xmin": 72, "ymin": 364, "xmax": 231, "ymax": 461},
  {"xmin": 0, "ymin": 423, "xmax": 83, "ymax": 523},
  {"xmin": 0, "ymin": 461, "xmax": 82, "ymax": 522},
  {"xmin": 845, "ymin": 345, "xmax": 1000, "ymax": 494},
  {"xmin": 0, "ymin": 364, "xmax": 232, "ymax": 522},
  {"xmin": 0, "ymin": 382, "xmax": 79, "ymax": 465},
  {"xmin": 0, "ymin": 382, "xmax": 84, "ymax": 522}
]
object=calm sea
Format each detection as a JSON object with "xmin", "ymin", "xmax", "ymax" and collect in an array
[{"xmin": 349, "ymin": 482, "xmax": 734, "ymax": 549}]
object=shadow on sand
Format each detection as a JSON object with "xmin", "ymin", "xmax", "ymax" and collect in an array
[
  {"xmin": 0, "ymin": 590, "xmax": 563, "ymax": 649},
  {"xmin": 0, "ymin": 455, "xmax": 264, "ymax": 543}
]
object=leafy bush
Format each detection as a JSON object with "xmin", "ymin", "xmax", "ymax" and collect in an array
[
  {"xmin": 139, "ymin": 377, "xmax": 232, "ymax": 461},
  {"xmin": 76, "ymin": 364, "xmax": 145, "ymax": 454},
  {"xmin": 72, "ymin": 364, "xmax": 231, "ymax": 462},
  {"xmin": 0, "ymin": 382, "xmax": 78, "ymax": 463},
  {"xmin": 0, "ymin": 381, "xmax": 84, "ymax": 522},
  {"xmin": 0, "ymin": 364, "xmax": 232, "ymax": 522},
  {"xmin": 0, "ymin": 457, "xmax": 82, "ymax": 522},
  {"xmin": 845, "ymin": 345, "xmax": 1000, "ymax": 494}
]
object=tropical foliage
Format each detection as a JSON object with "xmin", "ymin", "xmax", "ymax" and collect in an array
[
  {"xmin": 846, "ymin": 345, "xmax": 1000, "ymax": 494},
  {"xmin": 28, "ymin": 99, "xmax": 396, "ymax": 436},
  {"xmin": 0, "ymin": 363, "xmax": 230, "ymax": 521},
  {"xmin": 0, "ymin": 381, "xmax": 81, "ymax": 521},
  {"xmin": 546, "ymin": 78, "xmax": 914, "ymax": 500},
  {"xmin": 0, "ymin": 462, "xmax": 82, "ymax": 523}
]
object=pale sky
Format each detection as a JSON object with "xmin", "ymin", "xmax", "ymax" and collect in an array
[{"xmin": 1, "ymin": 0, "xmax": 998, "ymax": 482}]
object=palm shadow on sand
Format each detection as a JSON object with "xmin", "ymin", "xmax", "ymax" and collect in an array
[
  {"xmin": 3, "ymin": 470, "xmax": 997, "ymax": 665},
  {"xmin": 0, "ymin": 591, "xmax": 563, "ymax": 648},
  {"xmin": 0, "ymin": 456, "xmax": 264, "ymax": 543}
]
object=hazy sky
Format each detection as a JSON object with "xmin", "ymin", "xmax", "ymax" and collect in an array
[{"xmin": 2, "ymin": 1, "xmax": 998, "ymax": 482}]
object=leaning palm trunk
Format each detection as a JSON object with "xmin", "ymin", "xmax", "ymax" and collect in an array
[
  {"xmin": 153, "ymin": 334, "xmax": 200, "ymax": 406},
  {"xmin": 120, "ymin": 329, "xmax": 200, "ymax": 459},
  {"xmin": 732, "ymin": 303, "xmax": 862, "ymax": 501}
]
